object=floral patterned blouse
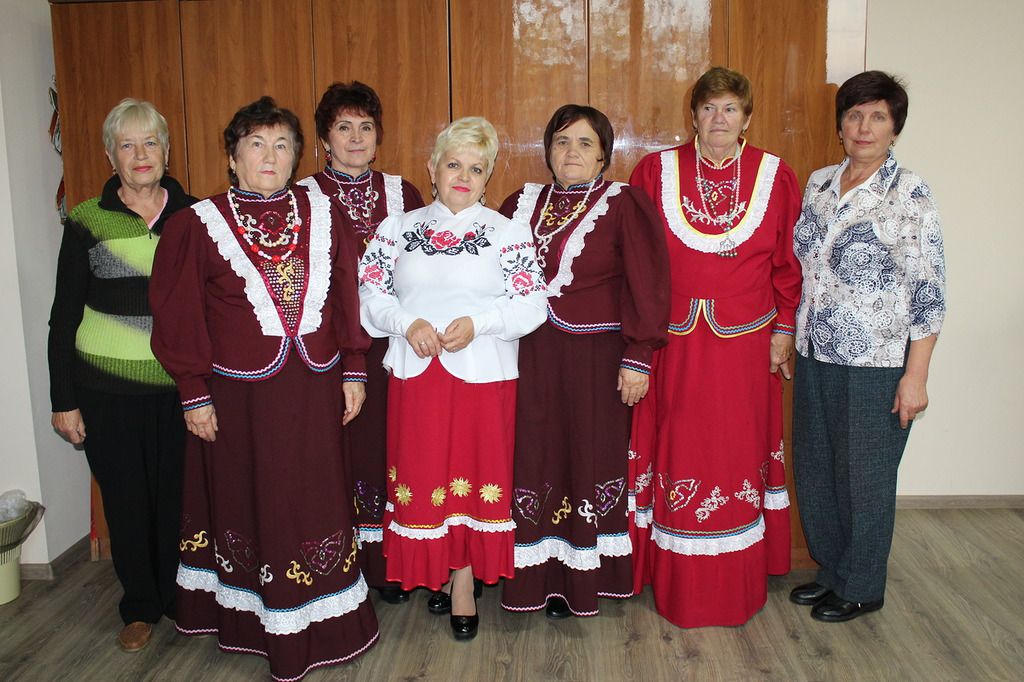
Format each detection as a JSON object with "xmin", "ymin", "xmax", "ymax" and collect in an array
[{"xmin": 793, "ymin": 152, "xmax": 946, "ymax": 367}]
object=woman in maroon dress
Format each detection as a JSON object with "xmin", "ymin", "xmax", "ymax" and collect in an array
[
  {"xmin": 150, "ymin": 97, "xmax": 378, "ymax": 680},
  {"xmin": 498, "ymin": 104, "xmax": 669, "ymax": 618},
  {"xmin": 628, "ymin": 67, "xmax": 802, "ymax": 627},
  {"xmin": 297, "ymin": 81, "xmax": 424, "ymax": 604}
]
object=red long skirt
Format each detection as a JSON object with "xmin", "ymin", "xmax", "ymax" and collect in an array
[
  {"xmin": 175, "ymin": 355, "xmax": 378, "ymax": 681},
  {"xmin": 383, "ymin": 359, "xmax": 517, "ymax": 590},
  {"xmin": 629, "ymin": 323, "xmax": 791, "ymax": 628}
]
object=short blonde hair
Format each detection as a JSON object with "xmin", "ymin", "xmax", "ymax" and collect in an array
[
  {"xmin": 429, "ymin": 117, "xmax": 499, "ymax": 177},
  {"xmin": 102, "ymin": 98, "xmax": 169, "ymax": 158}
]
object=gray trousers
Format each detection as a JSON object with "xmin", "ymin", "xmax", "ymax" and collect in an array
[{"xmin": 793, "ymin": 351, "xmax": 911, "ymax": 603}]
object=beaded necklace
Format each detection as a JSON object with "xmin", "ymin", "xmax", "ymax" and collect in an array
[
  {"xmin": 533, "ymin": 177, "xmax": 601, "ymax": 269},
  {"xmin": 690, "ymin": 137, "xmax": 747, "ymax": 257},
  {"xmin": 227, "ymin": 187, "xmax": 302, "ymax": 263},
  {"xmin": 326, "ymin": 166, "xmax": 379, "ymax": 236}
]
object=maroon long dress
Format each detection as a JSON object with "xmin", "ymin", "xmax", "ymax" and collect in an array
[
  {"xmin": 498, "ymin": 178, "xmax": 669, "ymax": 615},
  {"xmin": 151, "ymin": 185, "xmax": 377, "ymax": 681},
  {"xmin": 298, "ymin": 168, "xmax": 423, "ymax": 588}
]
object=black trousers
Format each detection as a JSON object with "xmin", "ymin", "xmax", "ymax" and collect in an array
[{"xmin": 78, "ymin": 387, "xmax": 185, "ymax": 624}]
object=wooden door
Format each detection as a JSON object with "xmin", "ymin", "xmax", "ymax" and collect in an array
[
  {"xmin": 51, "ymin": 0, "xmax": 187, "ymax": 208},
  {"xmin": 311, "ymin": 0, "xmax": 450, "ymax": 196},
  {"xmin": 449, "ymin": 0, "xmax": 589, "ymax": 207},
  {"xmin": 179, "ymin": 0, "xmax": 318, "ymax": 199}
]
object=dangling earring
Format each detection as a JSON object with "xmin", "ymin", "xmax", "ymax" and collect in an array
[
  {"xmin": 431, "ymin": 184, "xmax": 437, "ymax": 198},
  {"xmin": 479, "ymin": 192, "xmax": 486, "ymax": 205}
]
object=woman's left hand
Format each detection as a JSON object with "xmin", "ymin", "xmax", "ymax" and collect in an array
[
  {"xmin": 618, "ymin": 367, "xmax": 649, "ymax": 406},
  {"xmin": 342, "ymin": 382, "xmax": 366, "ymax": 425},
  {"xmin": 439, "ymin": 316, "xmax": 475, "ymax": 353},
  {"xmin": 892, "ymin": 374, "xmax": 928, "ymax": 429},
  {"xmin": 769, "ymin": 333, "xmax": 795, "ymax": 380}
]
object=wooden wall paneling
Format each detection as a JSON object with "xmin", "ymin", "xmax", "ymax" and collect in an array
[
  {"xmin": 51, "ymin": 0, "xmax": 187, "ymax": 560},
  {"xmin": 588, "ymin": 0, "xmax": 729, "ymax": 182},
  {"xmin": 50, "ymin": 0, "xmax": 188, "ymax": 209},
  {"xmin": 311, "ymin": 0, "xmax": 449, "ymax": 197},
  {"xmin": 179, "ymin": 0, "xmax": 317, "ymax": 199},
  {"xmin": 726, "ymin": 0, "xmax": 834, "ymax": 568},
  {"xmin": 450, "ymin": 0, "xmax": 589, "ymax": 207}
]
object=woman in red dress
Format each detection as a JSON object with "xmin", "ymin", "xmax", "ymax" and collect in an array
[
  {"xmin": 498, "ymin": 105, "xmax": 669, "ymax": 619},
  {"xmin": 628, "ymin": 67, "xmax": 802, "ymax": 627},
  {"xmin": 151, "ymin": 97, "xmax": 377, "ymax": 680},
  {"xmin": 297, "ymin": 81, "xmax": 424, "ymax": 604}
]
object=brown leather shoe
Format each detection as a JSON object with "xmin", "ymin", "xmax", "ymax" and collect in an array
[{"xmin": 118, "ymin": 621, "xmax": 153, "ymax": 652}]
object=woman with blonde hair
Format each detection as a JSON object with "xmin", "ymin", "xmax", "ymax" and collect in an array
[{"xmin": 358, "ymin": 117, "xmax": 547, "ymax": 640}]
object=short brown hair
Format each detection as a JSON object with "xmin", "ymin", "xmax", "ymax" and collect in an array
[
  {"xmin": 314, "ymin": 81, "xmax": 384, "ymax": 144},
  {"xmin": 223, "ymin": 96, "xmax": 303, "ymax": 184},
  {"xmin": 543, "ymin": 104, "xmax": 615, "ymax": 178},
  {"xmin": 835, "ymin": 70, "xmax": 909, "ymax": 135},
  {"xmin": 690, "ymin": 66, "xmax": 754, "ymax": 117}
]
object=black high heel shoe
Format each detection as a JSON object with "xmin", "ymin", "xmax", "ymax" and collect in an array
[
  {"xmin": 450, "ymin": 579, "xmax": 483, "ymax": 641},
  {"xmin": 429, "ymin": 579, "xmax": 483, "ymax": 615}
]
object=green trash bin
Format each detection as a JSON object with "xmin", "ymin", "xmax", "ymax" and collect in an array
[{"xmin": 0, "ymin": 501, "xmax": 44, "ymax": 605}]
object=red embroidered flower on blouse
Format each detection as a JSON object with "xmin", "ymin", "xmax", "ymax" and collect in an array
[
  {"xmin": 429, "ymin": 230, "xmax": 460, "ymax": 250},
  {"xmin": 511, "ymin": 271, "xmax": 535, "ymax": 292},
  {"xmin": 361, "ymin": 263, "xmax": 385, "ymax": 285}
]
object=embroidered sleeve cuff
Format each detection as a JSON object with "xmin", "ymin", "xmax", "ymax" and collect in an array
[
  {"xmin": 772, "ymin": 323, "xmax": 796, "ymax": 336},
  {"xmin": 341, "ymin": 353, "xmax": 367, "ymax": 377},
  {"xmin": 181, "ymin": 394, "xmax": 213, "ymax": 411},
  {"xmin": 619, "ymin": 358, "xmax": 652, "ymax": 375},
  {"xmin": 621, "ymin": 343, "xmax": 654, "ymax": 370}
]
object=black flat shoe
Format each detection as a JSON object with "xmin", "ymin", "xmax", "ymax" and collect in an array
[
  {"xmin": 427, "ymin": 590, "xmax": 451, "ymax": 615},
  {"xmin": 376, "ymin": 586, "xmax": 411, "ymax": 604},
  {"xmin": 789, "ymin": 581, "xmax": 832, "ymax": 606},
  {"xmin": 811, "ymin": 594, "xmax": 884, "ymax": 622},
  {"xmin": 545, "ymin": 596, "xmax": 572, "ymax": 619}
]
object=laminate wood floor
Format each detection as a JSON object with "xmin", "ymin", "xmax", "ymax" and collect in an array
[{"xmin": 2, "ymin": 508, "xmax": 1022, "ymax": 681}]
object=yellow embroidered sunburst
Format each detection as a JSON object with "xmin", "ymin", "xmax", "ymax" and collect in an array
[
  {"xmin": 449, "ymin": 478, "xmax": 472, "ymax": 497},
  {"xmin": 479, "ymin": 483, "xmax": 503, "ymax": 503},
  {"xmin": 388, "ymin": 466, "xmax": 398, "ymax": 482},
  {"xmin": 395, "ymin": 483, "xmax": 413, "ymax": 506},
  {"xmin": 431, "ymin": 487, "xmax": 447, "ymax": 507}
]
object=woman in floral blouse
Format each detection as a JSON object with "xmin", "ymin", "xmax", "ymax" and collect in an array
[
  {"xmin": 790, "ymin": 71, "xmax": 946, "ymax": 623},
  {"xmin": 357, "ymin": 117, "xmax": 547, "ymax": 641}
]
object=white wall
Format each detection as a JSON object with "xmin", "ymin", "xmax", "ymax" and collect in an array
[
  {"xmin": 867, "ymin": 0, "xmax": 1024, "ymax": 494},
  {"xmin": 0, "ymin": 0, "xmax": 89, "ymax": 563}
]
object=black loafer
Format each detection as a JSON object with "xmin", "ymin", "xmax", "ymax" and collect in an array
[
  {"xmin": 789, "ymin": 581, "xmax": 832, "ymax": 606},
  {"xmin": 450, "ymin": 613, "xmax": 479, "ymax": 641},
  {"xmin": 427, "ymin": 590, "xmax": 451, "ymax": 615},
  {"xmin": 811, "ymin": 594, "xmax": 884, "ymax": 622},
  {"xmin": 376, "ymin": 586, "xmax": 411, "ymax": 604},
  {"xmin": 545, "ymin": 596, "xmax": 572, "ymax": 619}
]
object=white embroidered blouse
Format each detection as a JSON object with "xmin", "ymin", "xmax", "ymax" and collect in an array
[
  {"xmin": 357, "ymin": 200, "xmax": 547, "ymax": 382},
  {"xmin": 793, "ymin": 152, "xmax": 946, "ymax": 367}
]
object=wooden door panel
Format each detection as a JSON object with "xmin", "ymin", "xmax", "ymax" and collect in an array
[
  {"xmin": 180, "ymin": 0, "xmax": 317, "ymax": 199},
  {"xmin": 311, "ymin": 0, "xmax": 449, "ymax": 197},
  {"xmin": 589, "ymin": 0, "xmax": 728, "ymax": 182},
  {"xmin": 51, "ymin": 0, "xmax": 187, "ymax": 209},
  {"xmin": 450, "ymin": 0, "xmax": 589, "ymax": 206}
]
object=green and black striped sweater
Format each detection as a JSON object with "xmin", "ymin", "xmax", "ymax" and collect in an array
[{"xmin": 48, "ymin": 174, "xmax": 196, "ymax": 411}]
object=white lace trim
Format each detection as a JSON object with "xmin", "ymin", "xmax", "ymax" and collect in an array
[
  {"xmin": 510, "ymin": 183, "xmax": 544, "ymax": 224},
  {"xmin": 387, "ymin": 515, "xmax": 515, "ymax": 540},
  {"xmin": 764, "ymin": 488, "xmax": 791, "ymax": 510},
  {"xmin": 547, "ymin": 182, "xmax": 623, "ymax": 297},
  {"xmin": 357, "ymin": 527, "xmax": 383, "ymax": 544},
  {"xmin": 633, "ymin": 505, "xmax": 653, "ymax": 529},
  {"xmin": 650, "ymin": 515, "xmax": 764, "ymax": 557},
  {"xmin": 299, "ymin": 190, "xmax": 331, "ymax": 335},
  {"xmin": 176, "ymin": 562, "xmax": 369, "ymax": 636},
  {"xmin": 659, "ymin": 149, "xmax": 779, "ymax": 254},
  {"xmin": 513, "ymin": 533, "xmax": 632, "ymax": 571},
  {"xmin": 381, "ymin": 172, "xmax": 405, "ymax": 216},
  {"xmin": 195, "ymin": 199, "xmax": 283, "ymax": 336}
]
